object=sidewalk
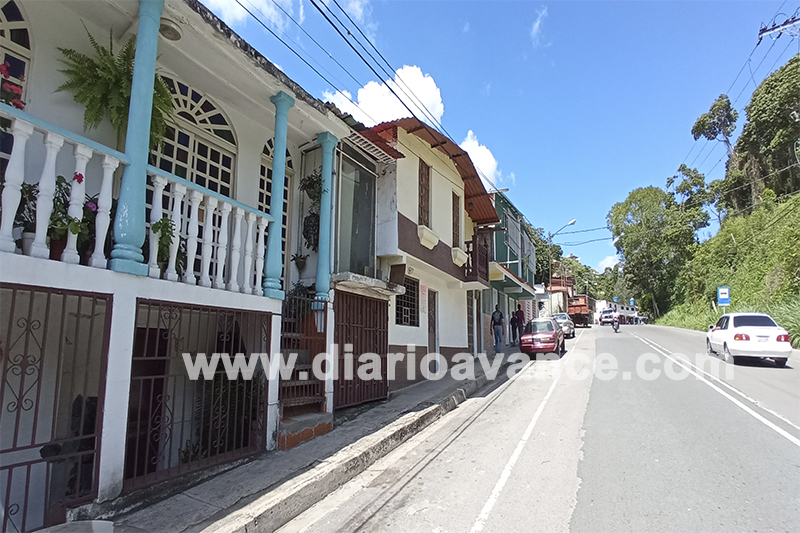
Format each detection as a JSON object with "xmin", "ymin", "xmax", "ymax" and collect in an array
[{"xmin": 112, "ymin": 353, "xmax": 515, "ymax": 533}]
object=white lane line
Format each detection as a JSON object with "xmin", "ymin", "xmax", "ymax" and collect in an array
[
  {"xmin": 630, "ymin": 332, "xmax": 800, "ymax": 448},
  {"xmin": 642, "ymin": 335, "xmax": 800, "ymax": 434},
  {"xmin": 469, "ymin": 372, "xmax": 561, "ymax": 533}
]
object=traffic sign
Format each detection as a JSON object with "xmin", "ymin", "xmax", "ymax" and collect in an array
[{"xmin": 717, "ymin": 286, "xmax": 731, "ymax": 306}]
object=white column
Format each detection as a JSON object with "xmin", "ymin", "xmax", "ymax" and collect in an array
[
  {"xmin": 148, "ymin": 174, "xmax": 167, "ymax": 278},
  {"xmin": 266, "ymin": 313, "xmax": 282, "ymax": 451},
  {"xmin": 89, "ymin": 156, "xmax": 120, "ymax": 268},
  {"xmin": 214, "ymin": 202, "xmax": 232, "ymax": 290},
  {"xmin": 198, "ymin": 196, "xmax": 218, "ymax": 288},
  {"xmin": 0, "ymin": 119, "xmax": 34, "ymax": 252},
  {"xmin": 164, "ymin": 182, "xmax": 186, "ymax": 282},
  {"xmin": 226, "ymin": 206, "xmax": 244, "ymax": 292},
  {"xmin": 30, "ymin": 132, "xmax": 65, "ymax": 258},
  {"xmin": 241, "ymin": 212, "xmax": 256, "ymax": 294},
  {"xmin": 96, "ymin": 289, "xmax": 137, "ymax": 501},
  {"xmin": 253, "ymin": 217, "xmax": 267, "ymax": 295},
  {"xmin": 182, "ymin": 190, "xmax": 203, "ymax": 285},
  {"xmin": 61, "ymin": 143, "xmax": 94, "ymax": 264}
]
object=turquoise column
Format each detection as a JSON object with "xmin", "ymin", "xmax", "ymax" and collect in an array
[
  {"xmin": 109, "ymin": 0, "xmax": 164, "ymax": 276},
  {"xmin": 314, "ymin": 132, "xmax": 338, "ymax": 301},
  {"xmin": 263, "ymin": 91, "xmax": 295, "ymax": 299}
]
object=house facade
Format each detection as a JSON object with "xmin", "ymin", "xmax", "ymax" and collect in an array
[
  {"xmin": 482, "ymin": 192, "xmax": 537, "ymax": 348},
  {"xmin": 366, "ymin": 118, "xmax": 498, "ymax": 389},
  {"xmin": 0, "ymin": 0, "xmax": 356, "ymax": 529}
]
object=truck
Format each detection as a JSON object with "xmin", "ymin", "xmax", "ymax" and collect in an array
[{"xmin": 567, "ymin": 295, "xmax": 595, "ymax": 327}]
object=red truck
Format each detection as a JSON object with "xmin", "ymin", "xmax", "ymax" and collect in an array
[{"xmin": 568, "ymin": 295, "xmax": 595, "ymax": 327}]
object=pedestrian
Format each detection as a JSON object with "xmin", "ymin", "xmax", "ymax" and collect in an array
[
  {"xmin": 491, "ymin": 305, "xmax": 504, "ymax": 354},
  {"xmin": 515, "ymin": 304, "xmax": 525, "ymax": 344},
  {"xmin": 510, "ymin": 313, "xmax": 518, "ymax": 346}
]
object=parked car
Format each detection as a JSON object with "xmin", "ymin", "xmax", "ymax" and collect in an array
[
  {"xmin": 520, "ymin": 318, "xmax": 566, "ymax": 356},
  {"xmin": 599, "ymin": 308, "xmax": 615, "ymax": 325},
  {"xmin": 553, "ymin": 313, "xmax": 575, "ymax": 338},
  {"xmin": 706, "ymin": 313, "xmax": 792, "ymax": 367}
]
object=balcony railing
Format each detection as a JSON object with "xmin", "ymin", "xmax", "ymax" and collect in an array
[
  {"xmin": 465, "ymin": 231, "xmax": 490, "ymax": 284},
  {"xmin": 0, "ymin": 105, "xmax": 275, "ymax": 296}
]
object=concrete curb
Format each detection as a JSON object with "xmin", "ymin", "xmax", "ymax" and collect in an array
[{"xmin": 201, "ymin": 361, "xmax": 513, "ymax": 533}]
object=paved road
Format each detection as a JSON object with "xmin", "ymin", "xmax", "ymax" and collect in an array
[{"xmin": 280, "ymin": 325, "xmax": 800, "ymax": 532}]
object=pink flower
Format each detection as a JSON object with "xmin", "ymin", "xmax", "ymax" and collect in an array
[
  {"xmin": 86, "ymin": 201, "xmax": 97, "ymax": 212},
  {"xmin": 73, "ymin": 172, "xmax": 84, "ymax": 184},
  {"xmin": 2, "ymin": 81, "xmax": 22, "ymax": 95},
  {"xmin": 0, "ymin": 62, "xmax": 8, "ymax": 79},
  {"xmin": 10, "ymin": 98, "xmax": 24, "ymax": 110}
]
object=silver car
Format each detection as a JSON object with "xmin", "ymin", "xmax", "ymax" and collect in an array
[{"xmin": 553, "ymin": 313, "xmax": 575, "ymax": 339}]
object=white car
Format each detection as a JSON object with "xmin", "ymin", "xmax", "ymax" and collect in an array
[
  {"xmin": 553, "ymin": 313, "xmax": 575, "ymax": 339},
  {"xmin": 706, "ymin": 313, "xmax": 792, "ymax": 367}
]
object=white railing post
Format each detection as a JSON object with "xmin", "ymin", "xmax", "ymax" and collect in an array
[
  {"xmin": 30, "ymin": 132, "xmax": 65, "ymax": 258},
  {"xmin": 214, "ymin": 202, "xmax": 232, "ymax": 290},
  {"xmin": 148, "ymin": 174, "xmax": 168, "ymax": 278},
  {"xmin": 61, "ymin": 143, "xmax": 94, "ymax": 264},
  {"xmin": 198, "ymin": 196, "xmax": 217, "ymax": 288},
  {"xmin": 253, "ymin": 217, "xmax": 267, "ymax": 295},
  {"xmin": 0, "ymin": 119, "xmax": 34, "ymax": 252},
  {"xmin": 165, "ymin": 182, "xmax": 186, "ymax": 282},
  {"xmin": 89, "ymin": 155, "xmax": 120, "ymax": 268},
  {"xmin": 182, "ymin": 190, "xmax": 203, "ymax": 285},
  {"xmin": 241, "ymin": 212, "xmax": 256, "ymax": 294},
  {"xmin": 227, "ymin": 206, "xmax": 244, "ymax": 292}
]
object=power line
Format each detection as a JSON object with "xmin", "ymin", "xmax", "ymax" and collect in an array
[{"xmin": 559, "ymin": 226, "xmax": 608, "ymax": 235}]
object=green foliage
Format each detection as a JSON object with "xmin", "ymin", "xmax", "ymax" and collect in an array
[
  {"xmin": 691, "ymin": 94, "xmax": 738, "ymax": 151},
  {"xmin": 56, "ymin": 25, "xmax": 174, "ymax": 151},
  {"xmin": 521, "ymin": 220, "xmax": 562, "ymax": 285},
  {"xmin": 659, "ymin": 195, "xmax": 800, "ymax": 346},
  {"xmin": 299, "ymin": 167, "xmax": 327, "ymax": 252}
]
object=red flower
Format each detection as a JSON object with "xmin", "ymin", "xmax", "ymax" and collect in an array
[
  {"xmin": 10, "ymin": 98, "xmax": 24, "ymax": 110},
  {"xmin": 73, "ymin": 172, "xmax": 84, "ymax": 184},
  {"xmin": 0, "ymin": 62, "xmax": 8, "ymax": 79},
  {"xmin": 2, "ymin": 81, "xmax": 22, "ymax": 95}
]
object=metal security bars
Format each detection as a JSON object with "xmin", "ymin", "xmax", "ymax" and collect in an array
[
  {"xmin": 395, "ymin": 277, "xmax": 419, "ymax": 327},
  {"xmin": 279, "ymin": 293, "xmax": 326, "ymax": 416},
  {"xmin": 418, "ymin": 159, "xmax": 430, "ymax": 227},
  {"xmin": 123, "ymin": 300, "xmax": 271, "ymax": 492},
  {"xmin": 0, "ymin": 284, "xmax": 111, "ymax": 533}
]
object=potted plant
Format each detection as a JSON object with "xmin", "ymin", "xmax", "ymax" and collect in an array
[
  {"xmin": 56, "ymin": 26, "xmax": 174, "ymax": 151},
  {"xmin": 291, "ymin": 252, "xmax": 308, "ymax": 272},
  {"xmin": 298, "ymin": 167, "xmax": 326, "ymax": 252},
  {"xmin": 143, "ymin": 216, "xmax": 187, "ymax": 277},
  {"xmin": 13, "ymin": 181, "xmax": 37, "ymax": 255}
]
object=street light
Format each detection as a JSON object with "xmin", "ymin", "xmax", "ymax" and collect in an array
[{"xmin": 548, "ymin": 219, "xmax": 576, "ymax": 289}]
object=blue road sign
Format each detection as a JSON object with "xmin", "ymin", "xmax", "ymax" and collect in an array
[{"xmin": 717, "ymin": 286, "xmax": 731, "ymax": 306}]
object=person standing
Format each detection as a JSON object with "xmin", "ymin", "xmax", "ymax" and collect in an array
[
  {"xmin": 515, "ymin": 304, "xmax": 526, "ymax": 343},
  {"xmin": 491, "ymin": 305, "xmax": 504, "ymax": 354},
  {"xmin": 509, "ymin": 313, "xmax": 518, "ymax": 346}
]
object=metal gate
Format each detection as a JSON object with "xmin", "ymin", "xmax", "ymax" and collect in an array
[
  {"xmin": 123, "ymin": 300, "xmax": 270, "ymax": 492},
  {"xmin": 279, "ymin": 293, "xmax": 326, "ymax": 416},
  {"xmin": 1, "ymin": 284, "xmax": 111, "ymax": 533},
  {"xmin": 333, "ymin": 291, "xmax": 388, "ymax": 409}
]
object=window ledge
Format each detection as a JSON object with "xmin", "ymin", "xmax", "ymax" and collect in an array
[
  {"xmin": 417, "ymin": 225, "xmax": 439, "ymax": 250},
  {"xmin": 451, "ymin": 247, "xmax": 468, "ymax": 267}
]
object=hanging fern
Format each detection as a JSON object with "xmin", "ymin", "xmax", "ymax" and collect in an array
[{"xmin": 56, "ymin": 25, "xmax": 174, "ymax": 151}]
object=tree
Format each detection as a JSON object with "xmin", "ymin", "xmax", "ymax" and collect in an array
[
  {"xmin": 607, "ymin": 186, "xmax": 695, "ymax": 317},
  {"xmin": 521, "ymin": 221, "xmax": 562, "ymax": 285},
  {"xmin": 692, "ymin": 94, "xmax": 738, "ymax": 154},
  {"xmin": 735, "ymin": 53, "xmax": 800, "ymax": 201},
  {"xmin": 668, "ymin": 164, "xmax": 713, "ymax": 229}
]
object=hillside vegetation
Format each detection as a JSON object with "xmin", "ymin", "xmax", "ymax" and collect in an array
[{"xmin": 656, "ymin": 194, "xmax": 800, "ymax": 347}]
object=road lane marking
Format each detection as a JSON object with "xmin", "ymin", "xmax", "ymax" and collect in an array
[
  {"xmin": 630, "ymin": 332, "xmax": 800, "ymax": 448},
  {"xmin": 641, "ymin": 335, "xmax": 800, "ymax": 434},
  {"xmin": 469, "ymin": 373, "xmax": 561, "ymax": 533}
]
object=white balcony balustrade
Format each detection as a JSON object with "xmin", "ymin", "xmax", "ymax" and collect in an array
[{"xmin": 0, "ymin": 105, "xmax": 274, "ymax": 297}]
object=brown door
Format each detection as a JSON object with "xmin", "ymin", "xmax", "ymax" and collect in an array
[{"xmin": 428, "ymin": 290, "xmax": 437, "ymax": 354}]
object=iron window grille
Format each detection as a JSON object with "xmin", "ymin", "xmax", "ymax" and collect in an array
[{"xmin": 395, "ymin": 276, "xmax": 419, "ymax": 326}]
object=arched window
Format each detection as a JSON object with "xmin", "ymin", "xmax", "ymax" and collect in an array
[
  {"xmin": 259, "ymin": 139, "xmax": 293, "ymax": 285},
  {"xmin": 0, "ymin": 0, "xmax": 31, "ymax": 174},
  {"xmin": 149, "ymin": 75, "xmax": 237, "ymax": 197}
]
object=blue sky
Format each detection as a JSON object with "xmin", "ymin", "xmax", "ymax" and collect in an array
[{"xmin": 205, "ymin": 0, "xmax": 799, "ymax": 272}]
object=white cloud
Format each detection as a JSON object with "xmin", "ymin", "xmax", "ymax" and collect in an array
[
  {"xmin": 322, "ymin": 65, "xmax": 444, "ymax": 127},
  {"xmin": 205, "ymin": 0, "xmax": 296, "ymax": 33},
  {"xmin": 463, "ymin": 21, "xmax": 470, "ymax": 33},
  {"xmin": 598, "ymin": 255, "xmax": 619, "ymax": 271},
  {"xmin": 530, "ymin": 6, "xmax": 548, "ymax": 47},
  {"xmin": 460, "ymin": 130, "xmax": 504, "ymax": 188}
]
